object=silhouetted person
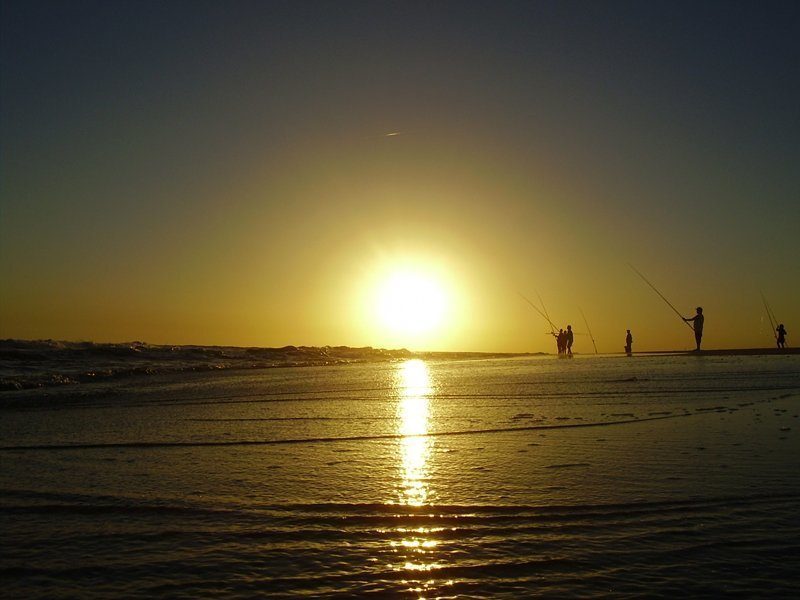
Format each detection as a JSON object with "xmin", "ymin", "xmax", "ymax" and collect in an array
[
  {"xmin": 776, "ymin": 324, "xmax": 787, "ymax": 349},
  {"xmin": 625, "ymin": 330, "xmax": 633, "ymax": 354},
  {"xmin": 566, "ymin": 325, "xmax": 574, "ymax": 355},
  {"xmin": 556, "ymin": 329, "xmax": 565, "ymax": 354},
  {"xmin": 683, "ymin": 307, "xmax": 704, "ymax": 351}
]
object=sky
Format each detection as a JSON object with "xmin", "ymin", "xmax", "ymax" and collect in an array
[{"xmin": 1, "ymin": 0, "xmax": 798, "ymax": 353}]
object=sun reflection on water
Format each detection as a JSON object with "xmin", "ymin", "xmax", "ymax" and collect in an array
[
  {"xmin": 391, "ymin": 359, "xmax": 445, "ymax": 597},
  {"xmin": 397, "ymin": 359, "xmax": 433, "ymax": 506}
]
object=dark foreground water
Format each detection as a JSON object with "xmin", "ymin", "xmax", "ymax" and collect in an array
[{"xmin": 1, "ymin": 354, "xmax": 799, "ymax": 598}]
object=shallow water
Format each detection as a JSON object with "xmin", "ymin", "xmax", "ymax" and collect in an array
[{"xmin": 2, "ymin": 355, "xmax": 799, "ymax": 597}]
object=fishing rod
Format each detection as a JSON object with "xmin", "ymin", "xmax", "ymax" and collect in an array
[
  {"xmin": 579, "ymin": 307, "xmax": 598, "ymax": 354},
  {"xmin": 628, "ymin": 263, "xmax": 695, "ymax": 331},
  {"xmin": 767, "ymin": 300, "xmax": 778, "ymax": 332},
  {"xmin": 760, "ymin": 291, "xmax": 778, "ymax": 340},
  {"xmin": 518, "ymin": 292, "xmax": 559, "ymax": 333},
  {"xmin": 537, "ymin": 291, "xmax": 557, "ymax": 336}
]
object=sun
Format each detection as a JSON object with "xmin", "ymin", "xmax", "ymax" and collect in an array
[
  {"xmin": 374, "ymin": 269, "xmax": 448, "ymax": 338},
  {"xmin": 355, "ymin": 253, "xmax": 464, "ymax": 349}
]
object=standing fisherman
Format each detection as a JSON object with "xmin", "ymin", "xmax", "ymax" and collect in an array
[
  {"xmin": 776, "ymin": 324, "xmax": 787, "ymax": 349},
  {"xmin": 566, "ymin": 325, "xmax": 574, "ymax": 355},
  {"xmin": 625, "ymin": 330, "xmax": 633, "ymax": 354},
  {"xmin": 683, "ymin": 307, "xmax": 704, "ymax": 351}
]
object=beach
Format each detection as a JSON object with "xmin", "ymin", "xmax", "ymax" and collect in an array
[
  {"xmin": 2, "ymin": 352, "xmax": 799, "ymax": 597},
  {"xmin": 3, "ymin": 1, "xmax": 799, "ymax": 597}
]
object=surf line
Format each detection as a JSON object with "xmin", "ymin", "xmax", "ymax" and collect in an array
[
  {"xmin": 0, "ymin": 413, "xmax": 692, "ymax": 452},
  {"xmin": 628, "ymin": 263, "xmax": 694, "ymax": 331}
]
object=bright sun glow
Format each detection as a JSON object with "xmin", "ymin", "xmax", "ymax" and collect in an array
[
  {"xmin": 375, "ymin": 269, "xmax": 447, "ymax": 337},
  {"xmin": 355, "ymin": 254, "xmax": 466, "ymax": 350}
]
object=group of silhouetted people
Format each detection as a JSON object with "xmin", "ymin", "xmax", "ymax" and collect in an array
[
  {"xmin": 680, "ymin": 307, "xmax": 787, "ymax": 351},
  {"xmin": 550, "ymin": 305, "xmax": 787, "ymax": 356},
  {"xmin": 626, "ymin": 307, "xmax": 787, "ymax": 353},
  {"xmin": 624, "ymin": 306, "xmax": 702, "ymax": 353},
  {"xmin": 553, "ymin": 325, "xmax": 574, "ymax": 356}
]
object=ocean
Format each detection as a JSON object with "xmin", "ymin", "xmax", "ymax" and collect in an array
[{"xmin": 2, "ymin": 351, "xmax": 799, "ymax": 598}]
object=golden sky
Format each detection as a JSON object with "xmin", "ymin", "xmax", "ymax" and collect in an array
[{"xmin": 1, "ymin": 3, "xmax": 798, "ymax": 352}]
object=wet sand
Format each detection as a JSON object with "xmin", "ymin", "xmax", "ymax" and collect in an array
[{"xmin": 634, "ymin": 348, "xmax": 799, "ymax": 357}]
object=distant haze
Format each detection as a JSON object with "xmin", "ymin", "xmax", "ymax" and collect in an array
[{"xmin": 1, "ymin": 1, "xmax": 798, "ymax": 352}]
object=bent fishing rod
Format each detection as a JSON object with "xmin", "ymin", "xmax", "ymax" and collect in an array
[
  {"xmin": 537, "ymin": 291, "xmax": 556, "ymax": 336},
  {"xmin": 579, "ymin": 307, "xmax": 599, "ymax": 354},
  {"xmin": 759, "ymin": 291, "xmax": 778, "ymax": 340},
  {"xmin": 627, "ymin": 263, "xmax": 695, "ymax": 331},
  {"xmin": 518, "ymin": 292, "xmax": 560, "ymax": 333}
]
